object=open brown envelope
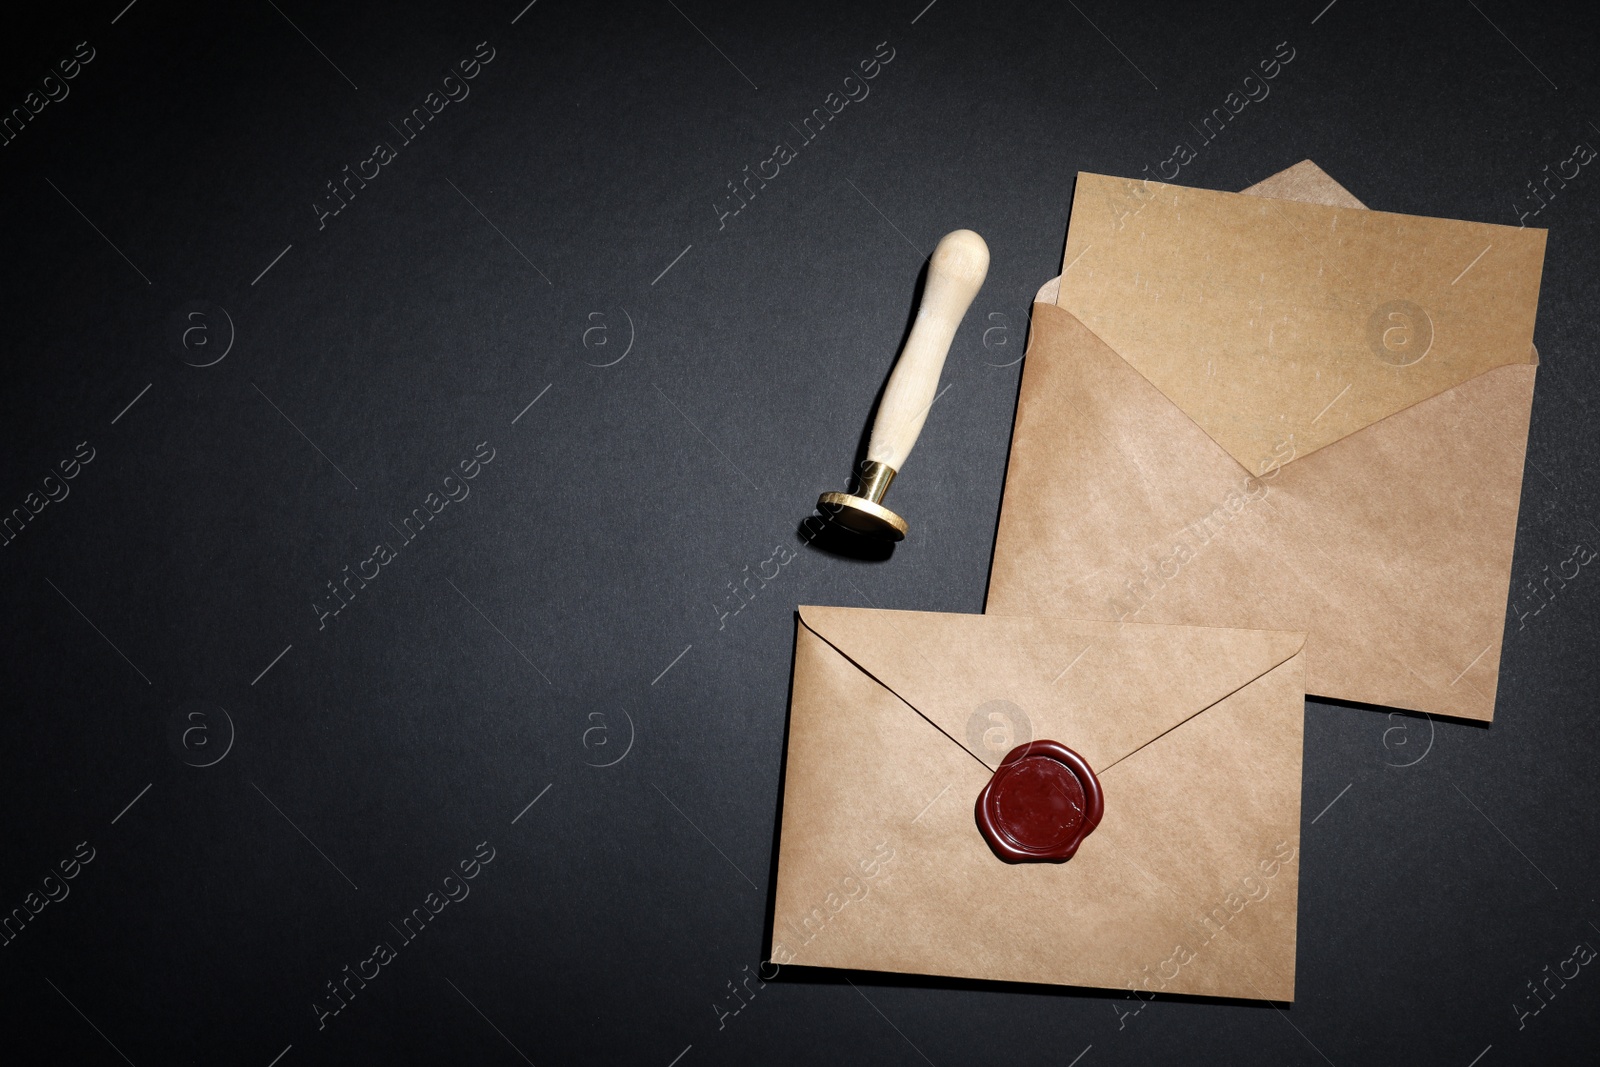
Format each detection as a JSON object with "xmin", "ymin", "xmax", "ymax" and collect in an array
[
  {"xmin": 987, "ymin": 163, "xmax": 1546, "ymax": 720},
  {"xmin": 771, "ymin": 605, "xmax": 1307, "ymax": 1000}
]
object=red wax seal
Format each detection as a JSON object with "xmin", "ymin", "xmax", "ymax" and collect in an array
[{"xmin": 975, "ymin": 740, "xmax": 1103, "ymax": 863}]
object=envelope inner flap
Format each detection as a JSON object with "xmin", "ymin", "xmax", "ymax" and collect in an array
[
  {"xmin": 1057, "ymin": 172, "xmax": 1545, "ymax": 470},
  {"xmin": 797, "ymin": 606, "xmax": 1304, "ymax": 773}
]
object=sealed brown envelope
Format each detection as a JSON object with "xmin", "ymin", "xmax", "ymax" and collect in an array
[
  {"xmin": 770, "ymin": 605, "xmax": 1307, "ymax": 1000},
  {"xmin": 987, "ymin": 163, "xmax": 1545, "ymax": 720}
]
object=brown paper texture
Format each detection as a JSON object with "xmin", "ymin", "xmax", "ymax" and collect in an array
[
  {"xmin": 1058, "ymin": 172, "xmax": 1544, "ymax": 469},
  {"xmin": 770, "ymin": 606, "xmax": 1306, "ymax": 1000},
  {"xmin": 1239, "ymin": 159, "xmax": 1368, "ymax": 209},
  {"xmin": 1029, "ymin": 160, "xmax": 1367, "ymax": 331},
  {"xmin": 987, "ymin": 162, "xmax": 1539, "ymax": 720}
]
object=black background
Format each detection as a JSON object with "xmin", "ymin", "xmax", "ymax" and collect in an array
[{"xmin": 2, "ymin": 1, "xmax": 1596, "ymax": 1064}]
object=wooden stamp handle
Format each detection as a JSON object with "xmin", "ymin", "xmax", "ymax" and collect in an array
[{"xmin": 865, "ymin": 229, "xmax": 990, "ymax": 470}]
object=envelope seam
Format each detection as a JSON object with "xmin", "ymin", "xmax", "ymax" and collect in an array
[
  {"xmin": 797, "ymin": 617, "xmax": 1000, "ymax": 773},
  {"xmin": 802, "ymin": 613, "xmax": 1305, "ymax": 775},
  {"xmin": 1029, "ymin": 303, "xmax": 1256, "ymax": 482},
  {"xmin": 1098, "ymin": 653, "xmax": 1303, "ymax": 776}
]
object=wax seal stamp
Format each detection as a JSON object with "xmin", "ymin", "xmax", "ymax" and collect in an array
[
  {"xmin": 976, "ymin": 740, "xmax": 1103, "ymax": 863},
  {"xmin": 816, "ymin": 229, "xmax": 990, "ymax": 541}
]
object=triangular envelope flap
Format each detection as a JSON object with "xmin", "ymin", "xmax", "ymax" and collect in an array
[
  {"xmin": 1238, "ymin": 158, "xmax": 1368, "ymax": 208},
  {"xmin": 1058, "ymin": 172, "xmax": 1545, "ymax": 472},
  {"xmin": 797, "ymin": 606, "xmax": 1303, "ymax": 772}
]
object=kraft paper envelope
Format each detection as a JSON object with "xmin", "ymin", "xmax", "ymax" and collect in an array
[
  {"xmin": 771, "ymin": 605, "xmax": 1307, "ymax": 1000},
  {"xmin": 988, "ymin": 163, "xmax": 1546, "ymax": 721}
]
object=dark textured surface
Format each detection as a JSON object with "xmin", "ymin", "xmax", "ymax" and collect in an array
[{"xmin": 2, "ymin": 1, "xmax": 1596, "ymax": 1064}]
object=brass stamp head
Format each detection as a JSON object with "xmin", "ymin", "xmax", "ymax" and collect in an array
[{"xmin": 818, "ymin": 461, "xmax": 906, "ymax": 541}]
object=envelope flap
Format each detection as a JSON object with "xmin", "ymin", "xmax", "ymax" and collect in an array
[
  {"xmin": 797, "ymin": 606, "xmax": 1303, "ymax": 772},
  {"xmin": 1058, "ymin": 171, "xmax": 1546, "ymax": 472},
  {"xmin": 1238, "ymin": 158, "xmax": 1369, "ymax": 208}
]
